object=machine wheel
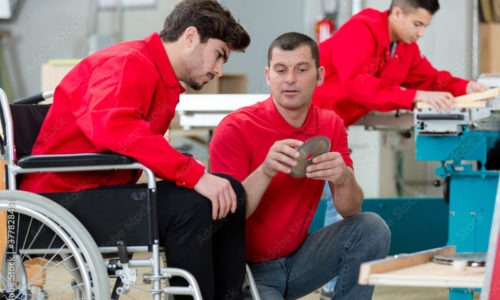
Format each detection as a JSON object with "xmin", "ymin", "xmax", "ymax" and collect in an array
[{"xmin": 0, "ymin": 190, "xmax": 109, "ymax": 299}]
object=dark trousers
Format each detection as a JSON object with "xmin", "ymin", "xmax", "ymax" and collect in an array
[
  {"xmin": 43, "ymin": 173, "xmax": 246, "ymax": 300},
  {"xmin": 154, "ymin": 175, "xmax": 247, "ymax": 300}
]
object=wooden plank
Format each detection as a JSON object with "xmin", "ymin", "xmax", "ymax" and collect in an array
[
  {"xmin": 493, "ymin": 0, "xmax": 500, "ymax": 22},
  {"xmin": 367, "ymin": 262, "xmax": 484, "ymax": 288},
  {"xmin": 416, "ymin": 100, "xmax": 486, "ymax": 109},
  {"xmin": 480, "ymin": 0, "xmax": 494, "ymax": 22},
  {"xmin": 454, "ymin": 87, "xmax": 500, "ymax": 103},
  {"xmin": 359, "ymin": 246, "xmax": 455, "ymax": 285},
  {"xmin": 416, "ymin": 87, "xmax": 500, "ymax": 109}
]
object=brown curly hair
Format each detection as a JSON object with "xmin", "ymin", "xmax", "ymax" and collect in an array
[{"xmin": 159, "ymin": 0, "xmax": 250, "ymax": 52}]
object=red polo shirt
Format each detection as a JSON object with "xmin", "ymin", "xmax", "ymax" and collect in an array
[
  {"xmin": 209, "ymin": 97, "xmax": 353, "ymax": 262},
  {"xmin": 313, "ymin": 8, "xmax": 469, "ymax": 126},
  {"xmin": 20, "ymin": 33, "xmax": 205, "ymax": 193}
]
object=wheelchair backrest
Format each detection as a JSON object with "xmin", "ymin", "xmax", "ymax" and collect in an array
[
  {"xmin": 0, "ymin": 91, "xmax": 53, "ymax": 162},
  {"xmin": 10, "ymin": 104, "xmax": 51, "ymax": 160}
]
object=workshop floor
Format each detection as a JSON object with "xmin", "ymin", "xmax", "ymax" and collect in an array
[
  {"xmin": 167, "ymin": 137, "xmax": 484, "ymax": 300},
  {"xmin": 298, "ymin": 286, "xmax": 480, "ymax": 299},
  {"xmin": 108, "ymin": 275, "xmax": 481, "ymax": 300},
  {"xmin": 103, "ymin": 252, "xmax": 481, "ymax": 299},
  {"xmin": 42, "ymin": 237, "xmax": 483, "ymax": 299}
]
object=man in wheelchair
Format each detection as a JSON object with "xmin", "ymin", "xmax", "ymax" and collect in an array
[{"xmin": 18, "ymin": 0, "xmax": 251, "ymax": 299}]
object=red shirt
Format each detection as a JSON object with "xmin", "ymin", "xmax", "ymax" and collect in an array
[
  {"xmin": 20, "ymin": 33, "xmax": 205, "ymax": 193},
  {"xmin": 312, "ymin": 8, "xmax": 469, "ymax": 126},
  {"xmin": 209, "ymin": 97, "xmax": 352, "ymax": 262}
]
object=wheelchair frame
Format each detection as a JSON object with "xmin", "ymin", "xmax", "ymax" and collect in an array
[{"xmin": 0, "ymin": 88, "xmax": 203, "ymax": 299}]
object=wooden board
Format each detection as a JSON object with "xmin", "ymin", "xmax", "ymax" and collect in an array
[
  {"xmin": 493, "ymin": 0, "xmax": 500, "ymax": 22},
  {"xmin": 480, "ymin": 0, "xmax": 494, "ymax": 22},
  {"xmin": 359, "ymin": 246, "xmax": 455, "ymax": 285},
  {"xmin": 360, "ymin": 177, "xmax": 500, "ymax": 294},
  {"xmin": 366, "ymin": 261, "xmax": 485, "ymax": 288},
  {"xmin": 359, "ymin": 246, "xmax": 487, "ymax": 288},
  {"xmin": 415, "ymin": 87, "xmax": 500, "ymax": 109}
]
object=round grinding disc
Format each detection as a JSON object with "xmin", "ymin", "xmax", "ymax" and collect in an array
[
  {"xmin": 290, "ymin": 136, "xmax": 331, "ymax": 178},
  {"xmin": 432, "ymin": 252, "xmax": 486, "ymax": 268}
]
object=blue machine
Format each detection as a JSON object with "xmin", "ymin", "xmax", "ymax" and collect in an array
[{"xmin": 415, "ymin": 104, "xmax": 500, "ymax": 299}]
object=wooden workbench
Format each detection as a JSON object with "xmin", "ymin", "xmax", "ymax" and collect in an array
[{"xmin": 359, "ymin": 246, "xmax": 485, "ymax": 288}]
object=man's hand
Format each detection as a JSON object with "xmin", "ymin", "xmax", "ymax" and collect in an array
[
  {"xmin": 306, "ymin": 151, "xmax": 363, "ymax": 217},
  {"xmin": 466, "ymin": 81, "xmax": 487, "ymax": 94},
  {"xmin": 414, "ymin": 90, "xmax": 454, "ymax": 112},
  {"xmin": 305, "ymin": 151, "xmax": 348, "ymax": 184},
  {"xmin": 194, "ymin": 173, "xmax": 237, "ymax": 220},
  {"xmin": 241, "ymin": 139, "xmax": 303, "ymax": 218},
  {"xmin": 260, "ymin": 139, "xmax": 304, "ymax": 178}
]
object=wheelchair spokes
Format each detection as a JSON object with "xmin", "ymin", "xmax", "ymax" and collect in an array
[{"xmin": 0, "ymin": 192, "xmax": 109, "ymax": 299}]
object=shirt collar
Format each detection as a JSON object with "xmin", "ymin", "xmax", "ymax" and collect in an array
[
  {"xmin": 380, "ymin": 10, "xmax": 394, "ymax": 60},
  {"xmin": 145, "ymin": 33, "xmax": 185, "ymax": 93},
  {"xmin": 263, "ymin": 96, "xmax": 318, "ymax": 137},
  {"xmin": 382, "ymin": 10, "xmax": 391, "ymax": 46}
]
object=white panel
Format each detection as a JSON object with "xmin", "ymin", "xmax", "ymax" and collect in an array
[
  {"xmin": 98, "ymin": 0, "xmax": 156, "ymax": 9},
  {"xmin": 0, "ymin": 0, "xmax": 16, "ymax": 19},
  {"xmin": 348, "ymin": 126, "xmax": 397, "ymax": 198}
]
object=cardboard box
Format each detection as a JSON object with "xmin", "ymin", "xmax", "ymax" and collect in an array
[
  {"xmin": 218, "ymin": 74, "xmax": 248, "ymax": 93},
  {"xmin": 480, "ymin": 23, "xmax": 500, "ymax": 73},
  {"xmin": 41, "ymin": 59, "xmax": 80, "ymax": 92},
  {"xmin": 173, "ymin": 73, "xmax": 247, "ymax": 131},
  {"xmin": 481, "ymin": 0, "xmax": 500, "ymax": 22},
  {"xmin": 183, "ymin": 73, "xmax": 247, "ymax": 94},
  {"xmin": 493, "ymin": 0, "xmax": 500, "ymax": 22}
]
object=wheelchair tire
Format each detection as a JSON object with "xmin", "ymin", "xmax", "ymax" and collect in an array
[{"xmin": 0, "ymin": 190, "xmax": 110, "ymax": 299}]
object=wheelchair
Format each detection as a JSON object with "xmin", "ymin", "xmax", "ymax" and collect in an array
[{"xmin": 0, "ymin": 88, "xmax": 260, "ymax": 299}]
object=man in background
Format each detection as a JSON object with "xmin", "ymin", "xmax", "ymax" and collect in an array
[{"xmin": 313, "ymin": 0, "xmax": 486, "ymax": 126}]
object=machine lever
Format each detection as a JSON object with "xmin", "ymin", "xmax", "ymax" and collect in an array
[{"xmin": 416, "ymin": 114, "xmax": 464, "ymax": 121}]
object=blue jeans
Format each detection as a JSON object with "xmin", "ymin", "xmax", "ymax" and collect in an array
[{"xmin": 247, "ymin": 212, "xmax": 390, "ymax": 300}]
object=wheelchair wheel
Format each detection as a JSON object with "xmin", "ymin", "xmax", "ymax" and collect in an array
[{"xmin": 0, "ymin": 190, "xmax": 109, "ymax": 299}]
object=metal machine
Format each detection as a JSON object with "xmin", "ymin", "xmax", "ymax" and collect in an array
[{"xmin": 414, "ymin": 89, "xmax": 500, "ymax": 299}]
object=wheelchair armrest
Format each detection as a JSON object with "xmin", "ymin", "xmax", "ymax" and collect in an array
[
  {"xmin": 13, "ymin": 91, "xmax": 54, "ymax": 104},
  {"xmin": 17, "ymin": 153, "xmax": 135, "ymax": 169}
]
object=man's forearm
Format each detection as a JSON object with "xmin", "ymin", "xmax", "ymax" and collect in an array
[
  {"xmin": 329, "ymin": 168, "xmax": 363, "ymax": 218},
  {"xmin": 242, "ymin": 165, "xmax": 272, "ymax": 218}
]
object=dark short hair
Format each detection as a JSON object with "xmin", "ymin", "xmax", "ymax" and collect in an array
[
  {"xmin": 389, "ymin": 0, "xmax": 440, "ymax": 15},
  {"xmin": 267, "ymin": 32, "xmax": 320, "ymax": 68},
  {"xmin": 159, "ymin": 0, "xmax": 250, "ymax": 51}
]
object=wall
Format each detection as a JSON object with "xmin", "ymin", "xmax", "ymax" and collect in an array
[
  {"xmin": 221, "ymin": 0, "xmax": 475, "ymax": 93},
  {"xmin": 0, "ymin": 1, "xmax": 88, "ymax": 98},
  {"xmin": 0, "ymin": 0, "xmax": 476, "ymax": 98},
  {"xmin": 219, "ymin": 0, "xmax": 304, "ymax": 94},
  {"xmin": 0, "ymin": 0, "xmax": 178, "ymax": 99},
  {"xmin": 0, "ymin": 0, "xmax": 477, "ymax": 198}
]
